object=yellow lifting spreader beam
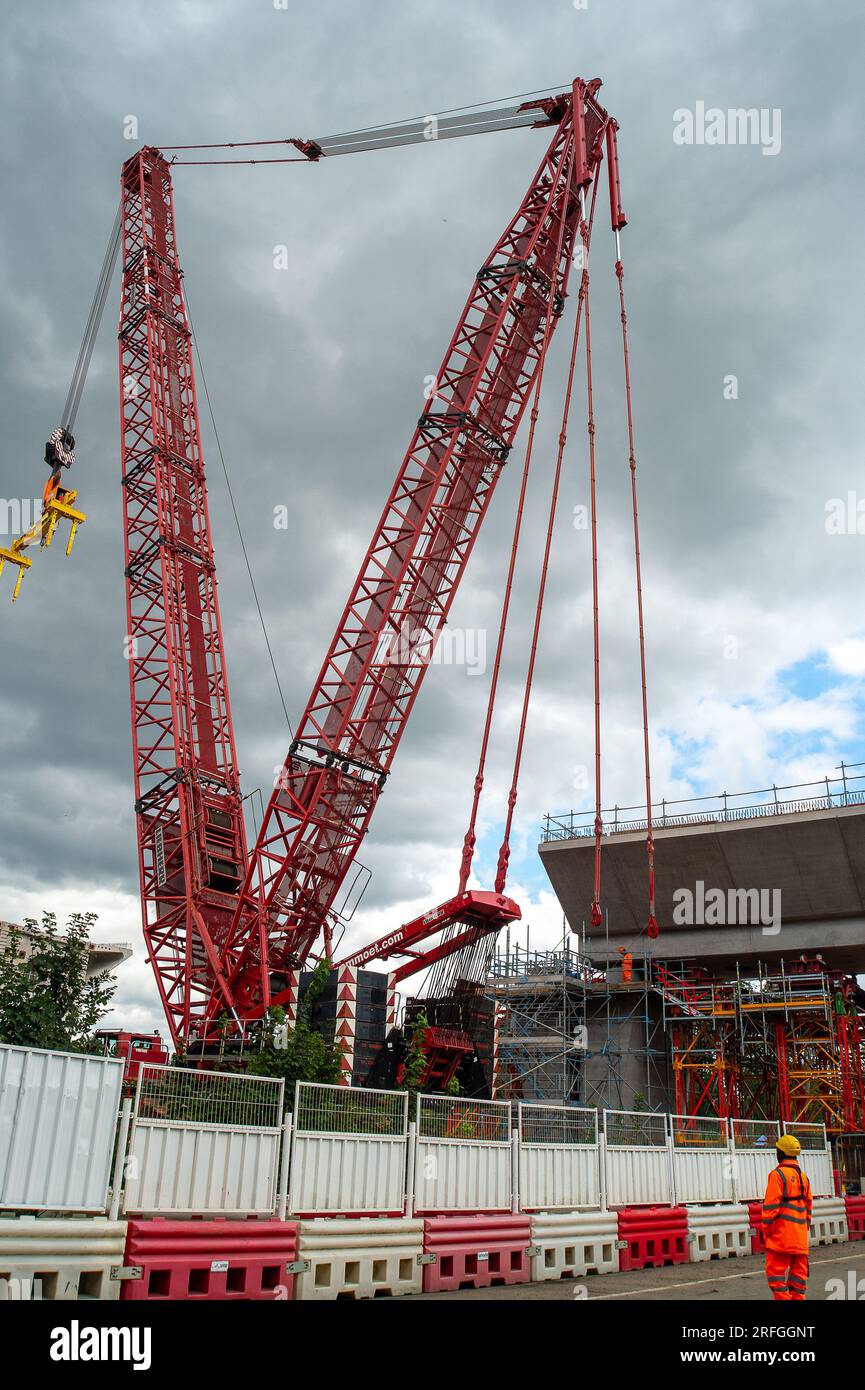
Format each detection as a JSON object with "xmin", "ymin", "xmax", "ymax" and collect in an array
[{"xmin": 0, "ymin": 486, "xmax": 86, "ymax": 603}]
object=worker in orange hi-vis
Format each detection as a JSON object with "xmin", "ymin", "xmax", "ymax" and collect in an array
[
  {"xmin": 761, "ymin": 1134, "xmax": 813, "ymax": 1300},
  {"xmin": 618, "ymin": 945, "xmax": 633, "ymax": 984}
]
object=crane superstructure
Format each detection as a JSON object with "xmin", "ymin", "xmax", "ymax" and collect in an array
[{"xmin": 5, "ymin": 79, "xmax": 654, "ymax": 1055}]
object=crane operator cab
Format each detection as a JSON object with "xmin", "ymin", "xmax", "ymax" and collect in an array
[{"xmin": 0, "ymin": 425, "xmax": 86, "ymax": 601}]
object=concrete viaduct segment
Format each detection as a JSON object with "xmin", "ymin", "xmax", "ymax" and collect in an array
[{"xmin": 539, "ymin": 802, "xmax": 865, "ymax": 972}]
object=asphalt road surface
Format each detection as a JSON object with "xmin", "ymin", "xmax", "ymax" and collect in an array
[{"xmin": 411, "ymin": 1241, "xmax": 865, "ymax": 1300}]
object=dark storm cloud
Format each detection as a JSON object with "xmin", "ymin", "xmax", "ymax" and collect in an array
[{"xmin": 1, "ymin": 0, "xmax": 864, "ymax": 1026}]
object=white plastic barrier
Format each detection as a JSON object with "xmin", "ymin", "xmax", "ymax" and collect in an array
[
  {"xmin": 288, "ymin": 1083, "xmax": 408, "ymax": 1215},
  {"xmin": 124, "ymin": 1065, "xmax": 283, "ymax": 1216},
  {"xmin": 0, "ymin": 1217, "xmax": 127, "ymax": 1299},
  {"xmin": 603, "ymin": 1110, "xmax": 672, "ymax": 1208},
  {"xmin": 810, "ymin": 1196, "xmax": 847, "ymax": 1245},
  {"xmin": 529, "ymin": 1210, "xmax": 618, "ymax": 1280},
  {"xmin": 0, "ymin": 1044, "xmax": 124, "ymax": 1212},
  {"xmin": 518, "ymin": 1105, "xmax": 600, "ymax": 1210},
  {"xmin": 686, "ymin": 1204, "xmax": 751, "ymax": 1261},
  {"xmin": 413, "ymin": 1096, "xmax": 512, "ymax": 1213},
  {"xmin": 295, "ymin": 1217, "xmax": 424, "ymax": 1300}
]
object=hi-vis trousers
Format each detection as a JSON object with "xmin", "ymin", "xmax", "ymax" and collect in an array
[{"xmin": 765, "ymin": 1250, "xmax": 808, "ymax": 1300}]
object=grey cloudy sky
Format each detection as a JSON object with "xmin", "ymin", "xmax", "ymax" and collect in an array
[{"xmin": 1, "ymin": 0, "xmax": 864, "ymax": 1034}]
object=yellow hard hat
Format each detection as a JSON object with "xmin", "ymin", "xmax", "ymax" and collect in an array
[{"xmin": 776, "ymin": 1134, "xmax": 801, "ymax": 1158}]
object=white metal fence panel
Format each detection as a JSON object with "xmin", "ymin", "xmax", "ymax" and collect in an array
[
  {"xmin": 124, "ymin": 1065, "xmax": 283, "ymax": 1216},
  {"xmin": 414, "ymin": 1095, "xmax": 511, "ymax": 1213},
  {"xmin": 670, "ymin": 1115, "xmax": 733, "ymax": 1204},
  {"xmin": 518, "ymin": 1104, "xmax": 600, "ymax": 1209},
  {"xmin": 730, "ymin": 1119, "xmax": 779, "ymax": 1201},
  {"xmin": 125, "ymin": 1123, "xmax": 280, "ymax": 1215},
  {"xmin": 603, "ymin": 1110, "xmax": 671, "ymax": 1207},
  {"xmin": 800, "ymin": 1150, "xmax": 833, "ymax": 1198},
  {"xmin": 0, "ymin": 1044, "xmax": 124, "ymax": 1212},
  {"xmin": 787, "ymin": 1123, "xmax": 833, "ymax": 1197},
  {"xmin": 288, "ymin": 1083, "xmax": 408, "ymax": 1215}
]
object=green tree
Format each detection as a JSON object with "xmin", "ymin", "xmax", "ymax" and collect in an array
[
  {"xmin": 399, "ymin": 1010, "xmax": 429, "ymax": 1106},
  {"xmin": 0, "ymin": 912, "xmax": 115, "ymax": 1052},
  {"xmin": 246, "ymin": 959, "xmax": 342, "ymax": 1101}
]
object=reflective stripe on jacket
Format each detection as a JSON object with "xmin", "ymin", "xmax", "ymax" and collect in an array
[{"xmin": 762, "ymin": 1159, "xmax": 812, "ymax": 1253}]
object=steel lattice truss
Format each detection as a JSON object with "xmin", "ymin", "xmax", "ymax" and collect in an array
[{"xmin": 119, "ymin": 149, "xmax": 248, "ymax": 1040}]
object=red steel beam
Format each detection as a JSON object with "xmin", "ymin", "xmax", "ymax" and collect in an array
[{"xmin": 333, "ymin": 888, "xmax": 520, "ymax": 987}]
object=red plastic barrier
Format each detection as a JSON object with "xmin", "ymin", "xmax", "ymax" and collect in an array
[
  {"xmin": 845, "ymin": 1195, "xmax": 865, "ymax": 1241},
  {"xmin": 121, "ymin": 1219, "xmax": 299, "ymax": 1301},
  {"xmin": 422, "ymin": 1214, "xmax": 531, "ymax": 1293},
  {"xmin": 747, "ymin": 1201, "xmax": 766, "ymax": 1254},
  {"xmin": 617, "ymin": 1206, "xmax": 689, "ymax": 1272}
]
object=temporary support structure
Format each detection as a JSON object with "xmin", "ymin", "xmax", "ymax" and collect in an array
[
  {"xmin": 487, "ymin": 942, "xmax": 592, "ymax": 1104},
  {"xmin": 658, "ymin": 961, "xmax": 865, "ymax": 1136},
  {"xmin": 488, "ymin": 942, "xmax": 669, "ymax": 1112}
]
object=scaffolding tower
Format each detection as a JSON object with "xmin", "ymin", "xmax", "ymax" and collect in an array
[
  {"xmin": 487, "ymin": 943, "xmax": 591, "ymax": 1104},
  {"xmin": 486, "ymin": 941, "xmax": 670, "ymax": 1110},
  {"xmin": 485, "ymin": 942, "xmax": 865, "ymax": 1129}
]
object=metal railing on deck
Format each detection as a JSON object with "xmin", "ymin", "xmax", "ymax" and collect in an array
[{"xmin": 541, "ymin": 763, "xmax": 865, "ymax": 841}]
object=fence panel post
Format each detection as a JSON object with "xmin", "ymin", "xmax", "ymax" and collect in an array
[
  {"xmin": 667, "ymin": 1115, "xmax": 677, "ymax": 1206},
  {"xmin": 109, "ymin": 1096, "xmax": 132, "ymax": 1221},
  {"xmin": 728, "ymin": 1119, "xmax": 739, "ymax": 1204},
  {"xmin": 406, "ymin": 1119, "xmax": 417, "ymax": 1217},
  {"xmin": 511, "ymin": 1127, "xmax": 520, "ymax": 1213},
  {"xmin": 277, "ymin": 1110, "xmax": 293, "ymax": 1220}
]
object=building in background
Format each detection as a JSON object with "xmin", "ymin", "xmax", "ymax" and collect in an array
[{"xmin": 0, "ymin": 919, "xmax": 133, "ymax": 980}]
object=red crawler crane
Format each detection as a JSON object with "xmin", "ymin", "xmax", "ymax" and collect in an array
[{"xmin": 22, "ymin": 79, "xmax": 646, "ymax": 1053}]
